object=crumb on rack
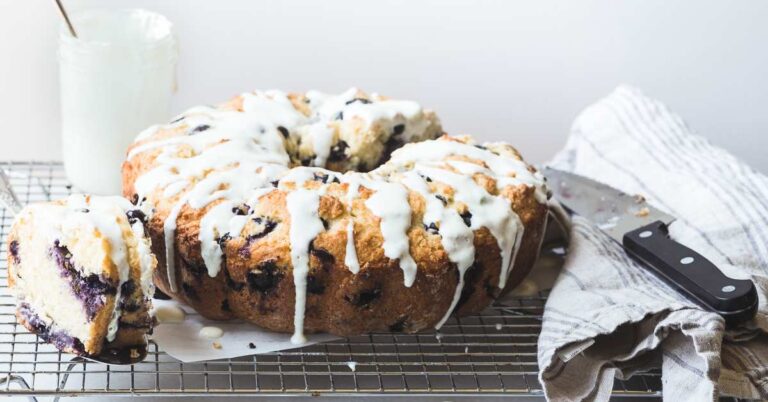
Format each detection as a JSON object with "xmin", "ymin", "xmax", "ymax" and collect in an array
[
  {"xmin": 635, "ymin": 207, "xmax": 650, "ymax": 217},
  {"xmin": 634, "ymin": 194, "xmax": 646, "ymax": 203},
  {"xmin": 212, "ymin": 341, "xmax": 222, "ymax": 349}
]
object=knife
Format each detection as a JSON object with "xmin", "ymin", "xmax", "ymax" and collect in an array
[{"xmin": 543, "ymin": 167, "xmax": 758, "ymax": 327}]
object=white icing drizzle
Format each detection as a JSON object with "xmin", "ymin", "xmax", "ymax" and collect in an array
[
  {"xmin": 198, "ymin": 186, "xmax": 275, "ymax": 278},
  {"xmin": 385, "ymin": 139, "xmax": 543, "ymax": 288},
  {"xmin": 130, "ymin": 89, "xmax": 435, "ymax": 295},
  {"xmin": 154, "ymin": 305, "xmax": 185, "ymax": 323},
  {"xmin": 279, "ymin": 168, "xmax": 335, "ymax": 345},
  {"xmin": 363, "ymin": 180, "xmax": 418, "ymax": 287},
  {"xmin": 306, "ymin": 87, "xmax": 422, "ymax": 126},
  {"xmin": 162, "ymin": 194, "xmax": 189, "ymax": 293},
  {"xmin": 199, "ymin": 201, "xmax": 243, "ymax": 277},
  {"xmin": 339, "ymin": 92, "xmax": 429, "ymax": 143},
  {"xmin": 416, "ymin": 165, "xmax": 523, "ymax": 289},
  {"xmin": 305, "ymin": 87, "xmax": 436, "ymax": 160},
  {"xmin": 286, "ymin": 188, "xmax": 323, "ymax": 345},
  {"xmin": 199, "ymin": 326, "xmax": 224, "ymax": 339},
  {"xmin": 399, "ymin": 171, "xmax": 475, "ymax": 328},
  {"xmin": 343, "ymin": 177, "xmax": 361, "ymax": 274},
  {"xmin": 131, "ymin": 106, "xmax": 290, "ymax": 292},
  {"xmin": 309, "ymin": 123, "xmax": 335, "ymax": 167},
  {"xmin": 129, "ymin": 201, "xmax": 156, "ymax": 299},
  {"xmin": 60, "ymin": 195, "xmax": 139, "ymax": 342},
  {"xmin": 240, "ymin": 90, "xmax": 307, "ymax": 128},
  {"xmin": 388, "ymin": 140, "xmax": 547, "ymax": 203}
]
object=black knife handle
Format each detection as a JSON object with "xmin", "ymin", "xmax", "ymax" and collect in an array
[{"xmin": 623, "ymin": 221, "xmax": 757, "ymax": 326}]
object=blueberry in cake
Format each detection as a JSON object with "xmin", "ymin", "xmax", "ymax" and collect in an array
[
  {"xmin": 7, "ymin": 195, "xmax": 156, "ymax": 356},
  {"xmin": 123, "ymin": 87, "xmax": 550, "ymax": 344}
]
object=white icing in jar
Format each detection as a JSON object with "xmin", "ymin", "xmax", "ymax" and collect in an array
[{"xmin": 59, "ymin": 9, "xmax": 177, "ymax": 194}]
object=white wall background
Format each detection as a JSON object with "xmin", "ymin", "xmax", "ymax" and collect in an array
[{"xmin": 1, "ymin": 0, "xmax": 767, "ymax": 171}]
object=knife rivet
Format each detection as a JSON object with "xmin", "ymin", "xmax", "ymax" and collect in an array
[
  {"xmin": 722, "ymin": 285, "xmax": 736, "ymax": 293},
  {"xmin": 680, "ymin": 257, "xmax": 694, "ymax": 265},
  {"xmin": 639, "ymin": 231, "xmax": 653, "ymax": 238}
]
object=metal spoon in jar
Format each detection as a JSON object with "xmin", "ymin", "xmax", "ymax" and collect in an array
[{"xmin": 54, "ymin": 0, "xmax": 79, "ymax": 38}]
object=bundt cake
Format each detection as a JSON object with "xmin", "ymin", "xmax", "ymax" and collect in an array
[
  {"xmin": 122, "ymin": 88, "xmax": 549, "ymax": 344},
  {"xmin": 7, "ymin": 195, "xmax": 156, "ymax": 356}
]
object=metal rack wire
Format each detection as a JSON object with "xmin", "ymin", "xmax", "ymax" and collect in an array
[{"xmin": 0, "ymin": 161, "xmax": 664, "ymax": 400}]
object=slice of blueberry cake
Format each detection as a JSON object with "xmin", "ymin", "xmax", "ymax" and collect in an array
[{"xmin": 7, "ymin": 194, "xmax": 156, "ymax": 356}]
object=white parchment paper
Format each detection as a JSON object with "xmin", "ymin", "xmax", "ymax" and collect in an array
[{"xmin": 150, "ymin": 299, "xmax": 338, "ymax": 362}]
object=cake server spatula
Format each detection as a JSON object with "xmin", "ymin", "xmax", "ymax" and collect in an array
[{"xmin": 543, "ymin": 167, "xmax": 758, "ymax": 327}]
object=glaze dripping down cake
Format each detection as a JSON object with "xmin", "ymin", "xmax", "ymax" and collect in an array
[
  {"xmin": 7, "ymin": 195, "xmax": 156, "ymax": 356},
  {"xmin": 122, "ymin": 88, "xmax": 549, "ymax": 344}
]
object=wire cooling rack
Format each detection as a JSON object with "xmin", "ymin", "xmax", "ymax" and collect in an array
[{"xmin": 0, "ymin": 161, "xmax": 666, "ymax": 400}]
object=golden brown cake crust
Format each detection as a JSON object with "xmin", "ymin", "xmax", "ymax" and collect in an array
[
  {"xmin": 122, "ymin": 90, "xmax": 548, "ymax": 337},
  {"xmin": 129, "ymin": 187, "xmax": 546, "ymax": 335},
  {"xmin": 124, "ymin": 157, "xmax": 547, "ymax": 336}
]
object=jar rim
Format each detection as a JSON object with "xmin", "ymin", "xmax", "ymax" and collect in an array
[{"xmin": 59, "ymin": 9, "xmax": 175, "ymax": 51}]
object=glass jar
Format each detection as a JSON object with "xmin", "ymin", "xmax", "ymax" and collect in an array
[{"xmin": 59, "ymin": 9, "xmax": 178, "ymax": 194}]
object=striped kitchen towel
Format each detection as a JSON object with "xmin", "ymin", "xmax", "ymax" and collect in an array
[{"xmin": 539, "ymin": 85, "xmax": 768, "ymax": 401}]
